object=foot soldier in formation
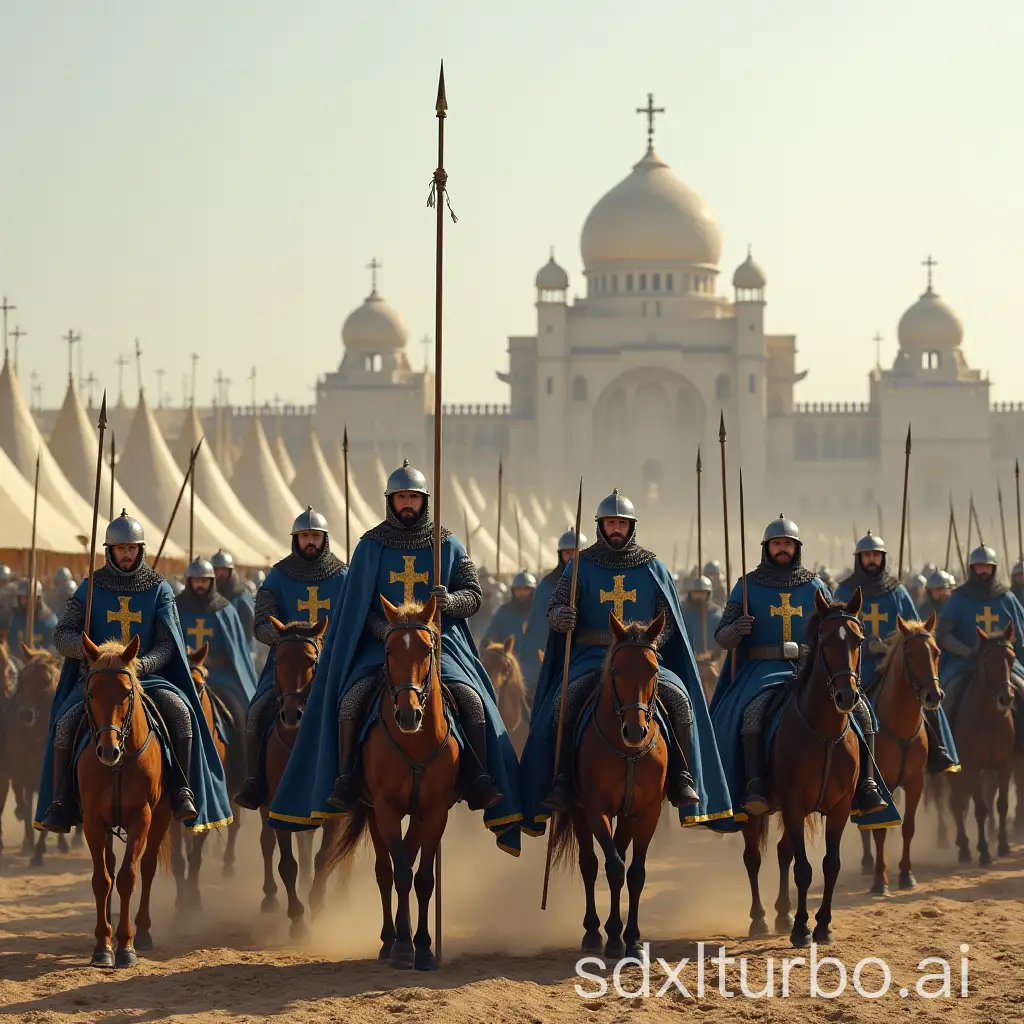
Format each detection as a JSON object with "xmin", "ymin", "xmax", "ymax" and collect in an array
[
  {"xmin": 708, "ymin": 515, "xmax": 887, "ymax": 824},
  {"xmin": 268, "ymin": 460, "xmax": 523, "ymax": 850},
  {"xmin": 175, "ymin": 557, "xmax": 259, "ymax": 796},
  {"xmin": 211, "ymin": 549, "xmax": 256, "ymax": 647},
  {"xmin": 36, "ymin": 511, "xmax": 231, "ymax": 833},
  {"xmin": 234, "ymin": 506, "xmax": 347, "ymax": 810},
  {"xmin": 835, "ymin": 532, "xmax": 957, "ymax": 774},
  {"xmin": 936, "ymin": 545, "xmax": 1024, "ymax": 748},
  {"xmin": 520, "ymin": 489, "xmax": 732, "ymax": 831}
]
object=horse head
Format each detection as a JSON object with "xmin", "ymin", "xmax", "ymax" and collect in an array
[
  {"xmin": 812, "ymin": 588, "xmax": 864, "ymax": 714},
  {"xmin": 82, "ymin": 631, "xmax": 142, "ymax": 767},
  {"xmin": 380, "ymin": 594, "xmax": 439, "ymax": 735},
  {"xmin": 893, "ymin": 611, "xmax": 943, "ymax": 711},
  {"xmin": 482, "ymin": 635, "xmax": 524, "ymax": 697},
  {"xmin": 187, "ymin": 641, "xmax": 211, "ymax": 698},
  {"xmin": 972, "ymin": 620, "xmax": 1015, "ymax": 713},
  {"xmin": 270, "ymin": 615, "xmax": 327, "ymax": 731},
  {"xmin": 605, "ymin": 611, "xmax": 664, "ymax": 748},
  {"xmin": 13, "ymin": 642, "xmax": 60, "ymax": 728}
]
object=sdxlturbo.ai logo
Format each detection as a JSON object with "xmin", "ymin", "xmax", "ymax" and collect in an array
[{"xmin": 575, "ymin": 942, "xmax": 970, "ymax": 1000}]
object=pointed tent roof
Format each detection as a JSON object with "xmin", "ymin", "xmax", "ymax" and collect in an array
[
  {"xmin": 47, "ymin": 381, "xmax": 185, "ymax": 560},
  {"xmin": 506, "ymin": 489, "xmax": 543, "ymax": 571},
  {"xmin": 172, "ymin": 406, "xmax": 284, "ymax": 562},
  {"xmin": 467, "ymin": 476, "xmax": 488, "ymax": 516},
  {"xmin": 229, "ymin": 416, "xmax": 302, "ymax": 540},
  {"xmin": 118, "ymin": 392, "xmax": 265, "ymax": 565},
  {"xmin": 271, "ymin": 425, "xmax": 296, "ymax": 486},
  {"xmin": 291, "ymin": 430, "xmax": 368, "ymax": 549},
  {"xmin": 329, "ymin": 439, "xmax": 379, "ymax": 530},
  {"xmin": 0, "ymin": 360, "xmax": 93, "ymax": 533},
  {"xmin": 449, "ymin": 473, "xmax": 503, "ymax": 572}
]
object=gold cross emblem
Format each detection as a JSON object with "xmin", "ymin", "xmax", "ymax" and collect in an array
[
  {"xmin": 976, "ymin": 605, "xmax": 1001, "ymax": 633},
  {"xmin": 600, "ymin": 574, "xmax": 637, "ymax": 621},
  {"xmin": 107, "ymin": 596, "xmax": 142, "ymax": 645},
  {"xmin": 187, "ymin": 617, "xmax": 214, "ymax": 649},
  {"xmin": 297, "ymin": 585, "xmax": 331, "ymax": 626},
  {"xmin": 861, "ymin": 603, "xmax": 889, "ymax": 637},
  {"xmin": 769, "ymin": 592, "xmax": 803, "ymax": 643},
  {"xmin": 390, "ymin": 556, "xmax": 429, "ymax": 604}
]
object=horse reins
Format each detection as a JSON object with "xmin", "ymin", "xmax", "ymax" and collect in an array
[{"xmin": 273, "ymin": 634, "xmax": 322, "ymax": 716}]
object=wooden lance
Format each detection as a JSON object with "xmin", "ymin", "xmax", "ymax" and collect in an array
[
  {"xmin": 151, "ymin": 439, "xmax": 203, "ymax": 572},
  {"xmin": 696, "ymin": 447, "xmax": 708, "ymax": 657},
  {"xmin": 998, "ymin": 480, "xmax": 1010, "ymax": 581},
  {"xmin": 718, "ymin": 413, "xmax": 733, "ymax": 679},
  {"xmin": 496, "ymin": 457, "xmax": 503, "ymax": 580},
  {"xmin": 944, "ymin": 505, "xmax": 954, "ymax": 574},
  {"xmin": 739, "ymin": 467, "xmax": 749, "ymax": 619},
  {"xmin": 896, "ymin": 425, "xmax": 911, "ymax": 582},
  {"xmin": 514, "ymin": 498, "xmax": 523, "ymax": 571},
  {"xmin": 188, "ymin": 442, "xmax": 196, "ymax": 564},
  {"xmin": 25, "ymin": 452, "xmax": 40, "ymax": 649},
  {"xmin": 109, "ymin": 433, "xmax": 116, "ymax": 523},
  {"xmin": 84, "ymin": 392, "xmax": 108, "ymax": 641},
  {"xmin": 1016, "ymin": 460, "xmax": 1023, "ymax": 572},
  {"xmin": 969, "ymin": 494, "xmax": 984, "ymax": 547},
  {"xmin": 949, "ymin": 493, "xmax": 966, "ymax": 580},
  {"xmin": 541, "ymin": 477, "xmax": 582, "ymax": 911},
  {"xmin": 342, "ymin": 426, "xmax": 351, "ymax": 563}
]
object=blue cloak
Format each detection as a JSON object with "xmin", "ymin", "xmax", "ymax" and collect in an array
[
  {"xmin": 519, "ymin": 554, "xmax": 732, "ymax": 835},
  {"xmin": 520, "ymin": 568, "xmax": 561, "ymax": 694},
  {"xmin": 682, "ymin": 602, "xmax": 722, "ymax": 657},
  {"xmin": 938, "ymin": 585, "xmax": 1024, "ymax": 696},
  {"xmin": 482, "ymin": 600, "xmax": 539, "ymax": 684},
  {"xmin": 253, "ymin": 563, "xmax": 347, "ymax": 700},
  {"xmin": 269, "ymin": 532, "xmax": 522, "ymax": 855},
  {"xmin": 176, "ymin": 596, "xmax": 258, "ymax": 712},
  {"xmin": 35, "ymin": 576, "xmax": 232, "ymax": 833},
  {"xmin": 9, "ymin": 604, "xmax": 58, "ymax": 651},
  {"xmin": 227, "ymin": 586, "xmax": 256, "ymax": 646}
]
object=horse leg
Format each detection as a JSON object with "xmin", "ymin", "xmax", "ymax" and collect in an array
[
  {"xmin": 169, "ymin": 820, "xmax": 187, "ymax": 911},
  {"xmin": 412, "ymin": 808, "xmax": 448, "ymax": 971},
  {"xmin": 113, "ymin": 814, "xmax": 151, "ymax": 968},
  {"xmin": 367, "ymin": 812, "xmax": 396, "ymax": 960},
  {"xmin": 742, "ymin": 817, "xmax": 767, "ymax": 937},
  {"xmin": 377, "ymin": 804, "xmax": 413, "ymax": 970},
  {"xmin": 19, "ymin": 785, "xmax": 35, "ymax": 856},
  {"xmin": 1013, "ymin": 756, "xmax": 1024, "ymax": 837},
  {"xmin": 30, "ymin": 824, "xmax": 47, "ymax": 869},
  {"xmin": 572, "ymin": 809, "xmax": 603, "ymax": 954},
  {"xmin": 950, "ymin": 772, "xmax": 971, "ymax": 863},
  {"xmin": 57, "ymin": 822, "xmax": 70, "ymax": 856},
  {"xmin": 222, "ymin": 811, "xmax": 240, "ymax": 878},
  {"xmin": 623, "ymin": 804, "xmax": 659, "ymax": 959},
  {"xmin": 773, "ymin": 827, "xmax": 794, "ymax": 934},
  {"xmin": 185, "ymin": 830, "xmax": 206, "ymax": 911},
  {"xmin": 274, "ymin": 830, "xmax": 307, "ymax": 940},
  {"xmin": 135, "ymin": 801, "xmax": 172, "ymax": 953},
  {"xmin": 973, "ymin": 776, "xmax": 991, "ymax": 866},
  {"xmin": 860, "ymin": 828, "xmax": 874, "ymax": 874},
  {"xmin": 259, "ymin": 807, "xmax": 279, "ymax": 913},
  {"xmin": 297, "ymin": 829, "xmax": 313, "ymax": 888},
  {"xmin": 933, "ymin": 775, "xmax": 950, "ymax": 848},
  {"xmin": 783, "ymin": 812, "xmax": 812, "ymax": 947},
  {"xmin": 309, "ymin": 820, "xmax": 336, "ymax": 920},
  {"xmin": 84, "ymin": 816, "xmax": 115, "ymax": 967},
  {"xmin": 585, "ymin": 808, "xmax": 625, "ymax": 960},
  {"xmin": 870, "ymin": 826, "xmax": 888, "ymax": 895},
  {"xmin": 898, "ymin": 772, "xmax": 923, "ymax": 889},
  {"xmin": 996, "ymin": 765, "xmax": 1011, "ymax": 857},
  {"xmin": 73, "ymin": 823, "xmax": 84, "ymax": 849},
  {"xmin": 812, "ymin": 806, "xmax": 849, "ymax": 945}
]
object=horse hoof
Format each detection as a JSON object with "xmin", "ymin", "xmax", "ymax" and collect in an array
[
  {"xmin": 91, "ymin": 946, "xmax": 114, "ymax": 968},
  {"xmin": 899, "ymin": 871, "xmax": 916, "ymax": 890},
  {"xmin": 624, "ymin": 940, "xmax": 644, "ymax": 960},
  {"xmin": 774, "ymin": 914, "xmax": 794, "ymax": 935},
  {"xmin": 289, "ymin": 918, "xmax": 308, "ymax": 942},
  {"xmin": 57, "ymin": 836, "xmax": 70, "ymax": 854},
  {"xmin": 604, "ymin": 937, "xmax": 626, "ymax": 961},
  {"xmin": 72, "ymin": 831, "xmax": 84, "ymax": 849},
  {"xmin": 860, "ymin": 857, "xmax": 874, "ymax": 875},
  {"xmin": 748, "ymin": 917, "xmax": 769, "ymax": 937},
  {"xmin": 378, "ymin": 942, "xmax": 394, "ymax": 961},
  {"xmin": 28, "ymin": 853, "xmax": 43, "ymax": 870},
  {"xmin": 20, "ymin": 842, "xmax": 33, "ymax": 857},
  {"xmin": 114, "ymin": 946, "xmax": 137, "ymax": 969},
  {"xmin": 958, "ymin": 848, "xmax": 971, "ymax": 864},
  {"xmin": 812, "ymin": 926, "xmax": 834, "ymax": 945},
  {"xmin": 998, "ymin": 841, "xmax": 1011, "ymax": 858},
  {"xmin": 415, "ymin": 947, "xmax": 438, "ymax": 971},
  {"xmin": 261, "ymin": 895, "xmax": 280, "ymax": 914},
  {"xmin": 391, "ymin": 940, "xmax": 415, "ymax": 970},
  {"xmin": 870, "ymin": 878, "xmax": 889, "ymax": 896},
  {"xmin": 979, "ymin": 849, "xmax": 992, "ymax": 866},
  {"xmin": 581, "ymin": 932, "xmax": 603, "ymax": 955},
  {"xmin": 790, "ymin": 928, "xmax": 811, "ymax": 948},
  {"xmin": 134, "ymin": 930, "xmax": 153, "ymax": 952}
]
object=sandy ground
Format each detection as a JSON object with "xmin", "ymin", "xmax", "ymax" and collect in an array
[{"xmin": 0, "ymin": 793, "xmax": 1022, "ymax": 1023}]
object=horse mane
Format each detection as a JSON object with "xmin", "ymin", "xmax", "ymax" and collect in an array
[
  {"xmin": 600, "ymin": 621, "xmax": 653, "ymax": 677},
  {"xmin": 276, "ymin": 619, "xmax": 328, "ymax": 639},
  {"xmin": 875, "ymin": 619, "xmax": 931, "ymax": 680},
  {"xmin": 388, "ymin": 601, "xmax": 441, "ymax": 644},
  {"xmin": 90, "ymin": 640, "xmax": 141, "ymax": 682}
]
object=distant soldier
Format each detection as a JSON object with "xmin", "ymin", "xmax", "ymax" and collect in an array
[
  {"xmin": 210, "ymin": 549, "xmax": 255, "ymax": 646},
  {"xmin": 9, "ymin": 579, "xmax": 58, "ymax": 652},
  {"xmin": 905, "ymin": 572, "xmax": 927, "ymax": 609},
  {"xmin": 482, "ymin": 570, "xmax": 537, "ymax": 651},
  {"xmin": 703, "ymin": 559, "xmax": 726, "ymax": 609},
  {"xmin": 682, "ymin": 575, "xmax": 722, "ymax": 659},
  {"xmin": 918, "ymin": 569, "xmax": 955, "ymax": 619},
  {"xmin": 46, "ymin": 567, "xmax": 77, "ymax": 619},
  {"xmin": 1012, "ymin": 560, "xmax": 1024, "ymax": 606}
]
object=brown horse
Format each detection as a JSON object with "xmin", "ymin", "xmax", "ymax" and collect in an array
[
  {"xmin": 9, "ymin": 644, "xmax": 64, "ymax": 866},
  {"xmin": 481, "ymin": 636, "xmax": 531, "ymax": 756},
  {"xmin": 742, "ymin": 590, "xmax": 866, "ymax": 947},
  {"xmin": 256, "ymin": 616, "xmax": 329, "ymax": 939},
  {"xmin": 169, "ymin": 643, "xmax": 241, "ymax": 911},
  {"xmin": 696, "ymin": 652, "xmax": 721, "ymax": 706},
  {"xmin": 549, "ymin": 612, "xmax": 670, "ymax": 960},
  {"xmin": 324, "ymin": 595, "xmax": 458, "ymax": 971},
  {"xmin": 947, "ymin": 623, "xmax": 1016, "ymax": 865},
  {"xmin": 858, "ymin": 614, "xmax": 944, "ymax": 893},
  {"xmin": 0, "ymin": 634, "xmax": 15, "ymax": 857},
  {"xmin": 77, "ymin": 634, "xmax": 173, "ymax": 968}
]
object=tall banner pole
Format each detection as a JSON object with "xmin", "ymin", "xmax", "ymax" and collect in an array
[
  {"xmin": 541, "ymin": 478, "xmax": 582, "ymax": 910},
  {"xmin": 109, "ymin": 432, "xmax": 116, "ymax": 523},
  {"xmin": 25, "ymin": 452, "xmax": 40, "ymax": 649},
  {"xmin": 944, "ymin": 505, "xmax": 954, "ymax": 574},
  {"xmin": 949, "ymin": 493, "xmax": 966, "ymax": 580},
  {"xmin": 343, "ymin": 426, "xmax": 351, "ymax": 563},
  {"xmin": 718, "ymin": 413, "xmax": 733, "ymax": 680},
  {"xmin": 514, "ymin": 498, "xmax": 523, "ymax": 571},
  {"xmin": 897, "ymin": 425, "xmax": 911, "ymax": 582},
  {"xmin": 84, "ymin": 392, "xmax": 108, "ymax": 641},
  {"xmin": 496, "ymin": 458, "xmax": 503, "ymax": 581},
  {"xmin": 739, "ymin": 467, "xmax": 749, "ymax": 619}
]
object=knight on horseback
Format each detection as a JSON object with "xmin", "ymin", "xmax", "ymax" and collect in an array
[
  {"xmin": 175, "ymin": 557, "xmax": 258, "ymax": 798},
  {"xmin": 210, "ymin": 549, "xmax": 256, "ymax": 647},
  {"xmin": 268, "ymin": 460, "xmax": 522, "ymax": 850},
  {"xmin": 683, "ymin": 575, "xmax": 722, "ymax": 659},
  {"xmin": 234, "ymin": 506, "xmax": 347, "ymax": 811},
  {"xmin": 936, "ymin": 545, "xmax": 1024, "ymax": 748},
  {"xmin": 36, "ymin": 511, "xmax": 231, "ymax": 833},
  {"xmin": 835, "ymin": 532, "xmax": 957, "ymax": 774},
  {"xmin": 521, "ymin": 489, "xmax": 731, "ymax": 828},
  {"xmin": 482, "ymin": 570, "xmax": 537, "ymax": 679},
  {"xmin": 919, "ymin": 569, "xmax": 955, "ymax": 620},
  {"xmin": 709, "ymin": 515, "xmax": 885, "ymax": 821},
  {"xmin": 10, "ymin": 579, "xmax": 58, "ymax": 652}
]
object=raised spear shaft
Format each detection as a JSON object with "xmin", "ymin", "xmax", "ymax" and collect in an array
[
  {"xmin": 26, "ymin": 453, "xmax": 40, "ymax": 648},
  {"xmin": 696, "ymin": 448, "xmax": 707, "ymax": 656},
  {"xmin": 897, "ymin": 425, "xmax": 911, "ymax": 581},
  {"xmin": 84, "ymin": 393, "xmax": 109, "ymax": 640},
  {"xmin": 343, "ymin": 426, "xmax": 351, "ymax": 563},
  {"xmin": 151, "ymin": 439, "xmax": 203, "ymax": 572}
]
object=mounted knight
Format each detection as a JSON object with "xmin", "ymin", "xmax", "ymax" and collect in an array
[{"xmin": 210, "ymin": 549, "xmax": 256, "ymax": 647}]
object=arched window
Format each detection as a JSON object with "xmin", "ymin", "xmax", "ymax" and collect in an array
[
  {"xmin": 652, "ymin": 273, "xmax": 661, "ymax": 291},
  {"xmin": 922, "ymin": 351, "xmax": 941, "ymax": 369},
  {"xmin": 715, "ymin": 373, "xmax": 730, "ymax": 400},
  {"xmin": 665, "ymin": 273, "xmax": 674, "ymax": 291},
  {"xmin": 639, "ymin": 273, "xmax": 647, "ymax": 291},
  {"xmin": 625, "ymin": 274, "xmax": 634, "ymax": 292},
  {"xmin": 572, "ymin": 376, "xmax": 587, "ymax": 401}
]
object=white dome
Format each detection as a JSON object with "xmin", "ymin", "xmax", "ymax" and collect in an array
[
  {"xmin": 341, "ymin": 290, "xmax": 408, "ymax": 351},
  {"xmin": 580, "ymin": 147, "xmax": 721, "ymax": 270},
  {"xmin": 897, "ymin": 286, "xmax": 963, "ymax": 350},
  {"xmin": 733, "ymin": 250, "xmax": 766, "ymax": 290},
  {"xmin": 535, "ymin": 253, "xmax": 569, "ymax": 290}
]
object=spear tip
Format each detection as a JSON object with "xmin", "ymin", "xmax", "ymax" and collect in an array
[
  {"xmin": 905, "ymin": 423, "xmax": 912, "ymax": 452},
  {"xmin": 98, "ymin": 390, "xmax": 108, "ymax": 429},
  {"xmin": 718, "ymin": 410, "xmax": 726, "ymax": 441},
  {"xmin": 1017, "ymin": 458, "xmax": 1020, "ymax": 478},
  {"xmin": 435, "ymin": 61, "xmax": 447, "ymax": 114},
  {"xmin": 343, "ymin": 424, "xmax": 349, "ymax": 450},
  {"xmin": 696, "ymin": 447, "xmax": 702, "ymax": 472}
]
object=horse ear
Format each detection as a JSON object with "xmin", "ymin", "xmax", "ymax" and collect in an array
[
  {"xmin": 122, "ymin": 634, "xmax": 141, "ymax": 665},
  {"xmin": 421, "ymin": 594, "xmax": 438, "ymax": 625},
  {"xmin": 1004, "ymin": 620, "xmax": 1015, "ymax": 642},
  {"xmin": 814, "ymin": 589, "xmax": 830, "ymax": 614},
  {"xmin": 645, "ymin": 610, "xmax": 666, "ymax": 644},
  {"xmin": 311, "ymin": 616, "xmax": 328, "ymax": 639},
  {"xmin": 537, "ymin": 649, "xmax": 544, "ymax": 665},
  {"xmin": 503, "ymin": 634, "xmax": 515, "ymax": 654},
  {"xmin": 380, "ymin": 595, "xmax": 400, "ymax": 623},
  {"xmin": 925, "ymin": 610, "xmax": 937, "ymax": 632},
  {"xmin": 846, "ymin": 586, "xmax": 863, "ymax": 617},
  {"xmin": 82, "ymin": 633, "xmax": 100, "ymax": 663},
  {"xmin": 193, "ymin": 642, "xmax": 209, "ymax": 667},
  {"xmin": 976, "ymin": 625, "xmax": 989, "ymax": 642},
  {"xmin": 268, "ymin": 616, "xmax": 286, "ymax": 634},
  {"xmin": 19, "ymin": 641, "xmax": 34, "ymax": 661},
  {"xmin": 609, "ymin": 611, "xmax": 628, "ymax": 640},
  {"xmin": 896, "ymin": 615, "xmax": 909, "ymax": 636}
]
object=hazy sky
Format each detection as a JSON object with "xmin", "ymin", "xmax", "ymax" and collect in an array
[{"xmin": 2, "ymin": 1, "xmax": 1023, "ymax": 411}]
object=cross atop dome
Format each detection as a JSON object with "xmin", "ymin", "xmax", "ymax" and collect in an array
[
  {"xmin": 366, "ymin": 256, "xmax": 383, "ymax": 295},
  {"xmin": 922, "ymin": 254, "xmax": 937, "ymax": 294},
  {"xmin": 635, "ymin": 92, "xmax": 665, "ymax": 151}
]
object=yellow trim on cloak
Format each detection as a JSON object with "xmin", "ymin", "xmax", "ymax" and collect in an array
[
  {"xmin": 270, "ymin": 810, "xmax": 322, "ymax": 826},
  {"xmin": 680, "ymin": 807, "xmax": 734, "ymax": 826},
  {"xmin": 188, "ymin": 815, "xmax": 233, "ymax": 833}
]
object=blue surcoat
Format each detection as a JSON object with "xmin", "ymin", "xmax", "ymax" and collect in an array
[
  {"xmin": 520, "ymin": 568, "xmax": 561, "ymax": 693},
  {"xmin": 9, "ymin": 604, "xmax": 58, "ymax": 651},
  {"xmin": 682, "ymin": 602, "xmax": 722, "ymax": 658},
  {"xmin": 833, "ymin": 578, "xmax": 919, "ymax": 685},
  {"xmin": 176, "ymin": 596, "xmax": 258, "ymax": 713},
  {"xmin": 938, "ymin": 585, "xmax": 1024, "ymax": 695}
]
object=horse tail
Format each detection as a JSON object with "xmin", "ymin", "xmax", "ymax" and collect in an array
[
  {"xmin": 804, "ymin": 813, "xmax": 823, "ymax": 845},
  {"xmin": 754, "ymin": 811, "xmax": 773, "ymax": 854},
  {"xmin": 157, "ymin": 824, "xmax": 172, "ymax": 873},
  {"xmin": 321, "ymin": 804, "xmax": 369, "ymax": 878},
  {"xmin": 550, "ymin": 810, "xmax": 578, "ymax": 872}
]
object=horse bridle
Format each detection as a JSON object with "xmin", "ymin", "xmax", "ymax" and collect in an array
[
  {"xmin": 815, "ymin": 609, "xmax": 864, "ymax": 705},
  {"xmin": 274, "ymin": 633, "xmax": 322, "ymax": 708},
  {"xmin": 382, "ymin": 622, "xmax": 438, "ymax": 712},
  {"xmin": 84, "ymin": 666, "xmax": 148, "ymax": 768},
  {"xmin": 900, "ymin": 631, "xmax": 941, "ymax": 701},
  {"xmin": 972, "ymin": 639, "xmax": 1015, "ymax": 703},
  {"xmin": 606, "ymin": 639, "xmax": 661, "ymax": 740}
]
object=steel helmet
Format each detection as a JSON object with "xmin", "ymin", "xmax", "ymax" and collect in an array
[
  {"xmin": 702, "ymin": 559, "xmax": 721, "ymax": 576},
  {"xmin": 854, "ymin": 531, "xmax": 886, "ymax": 555},
  {"xmin": 54, "ymin": 566, "xmax": 74, "ymax": 584},
  {"xmin": 210, "ymin": 549, "xmax": 234, "ymax": 570},
  {"xmin": 1013, "ymin": 560, "xmax": 1024, "ymax": 577},
  {"xmin": 385, "ymin": 459, "xmax": 429, "ymax": 497},
  {"xmin": 906, "ymin": 572, "xmax": 927, "ymax": 591},
  {"xmin": 251, "ymin": 569, "xmax": 267, "ymax": 587},
  {"xmin": 557, "ymin": 527, "xmax": 587, "ymax": 551},
  {"xmin": 105, "ymin": 509, "xmax": 145, "ymax": 547},
  {"xmin": 594, "ymin": 489, "xmax": 636, "ymax": 523},
  {"xmin": 687, "ymin": 575, "xmax": 713, "ymax": 594},
  {"xmin": 185, "ymin": 558, "xmax": 215, "ymax": 580},
  {"xmin": 926, "ymin": 569, "xmax": 954, "ymax": 590},
  {"xmin": 968, "ymin": 544, "xmax": 998, "ymax": 567},
  {"xmin": 291, "ymin": 505, "xmax": 329, "ymax": 535},
  {"xmin": 511, "ymin": 570, "xmax": 537, "ymax": 590},
  {"xmin": 0, "ymin": 564, "xmax": 12, "ymax": 583},
  {"xmin": 763, "ymin": 515, "xmax": 801, "ymax": 544}
]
